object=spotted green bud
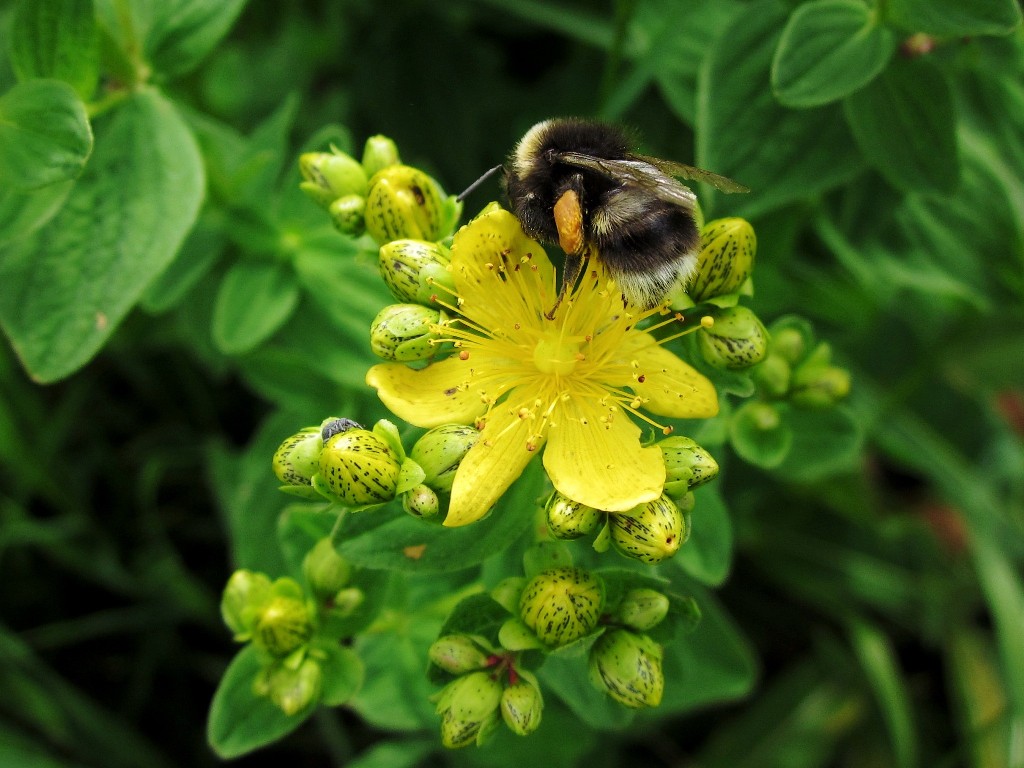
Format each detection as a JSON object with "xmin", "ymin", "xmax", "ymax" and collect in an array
[
  {"xmin": 698, "ymin": 306, "xmax": 769, "ymax": 370},
  {"xmin": 378, "ymin": 239, "xmax": 456, "ymax": 305},
  {"xmin": 299, "ymin": 149, "xmax": 368, "ymax": 209},
  {"xmin": 221, "ymin": 569, "xmax": 273, "ymax": 638},
  {"xmin": 370, "ymin": 303, "xmax": 444, "ymax": 362},
  {"xmin": 544, "ymin": 491, "xmax": 602, "ymax": 540},
  {"xmin": 791, "ymin": 364, "xmax": 851, "ymax": 408},
  {"xmin": 361, "ymin": 134, "xmax": 401, "ymax": 178},
  {"xmin": 501, "ymin": 674, "xmax": 543, "ymax": 736},
  {"xmin": 402, "ymin": 483, "xmax": 441, "ymax": 519},
  {"xmin": 435, "ymin": 671, "xmax": 503, "ymax": 749},
  {"xmin": 490, "ymin": 577, "xmax": 527, "ymax": 613},
  {"xmin": 429, "ymin": 634, "xmax": 491, "ymax": 675},
  {"xmin": 272, "ymin": 427, "xmax": 322, "ymax": 486},
  {"xmin": 589, "ymin": 629, "xmax": 664, "ymax": 708},
  {"xmin": 410, "ymin": 424, "xmax": 481, "ymax": 493},
  {"xmin": 328, "ymin": 193, "xmax": 366, "ymax": 236},
  {"xmin": 613, "ymin": 588, "xmax": 670, "ymax": 631},
  {"xmin": 658, "ymin": 436, "xmax": 719, "ymax": 497},
  {"xmin": 609, "ymin": 494, "xmax": 688, "ymax": 565},
  {"xmin": 253, "ymin": 594, "xmax": 314, "ymax": 658},
  {"xmin": 318, "ymin": 429, "xmax": 401, "ymax": 505},
  {"xmin": 518, "ymin": 567, "xmax": 604, "ymax": 648},
  {"xmin": 256, "ymin": 657, "xmax": 322, "ymax": 716},
  {"xmin": 365, "ymin": 165, "xmax": 446, "ymax": 244},
  {"xmin": 752, "ymin": 353, "xmax": 792, "ymax": 398},
  {"xmin": 690, "ymin": 217, "xmax": 756, "ymax": 302},
  {"xmin": 302, "ymin": 538, "xmax": 352, "ymax": 600}
]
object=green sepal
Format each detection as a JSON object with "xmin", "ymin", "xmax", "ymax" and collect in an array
[
  {"xmin": 592, "ymin": 521, "xmax": 611, "ymax": 553},
  {"xmin": 498, "ymin": 618, "xmax": 545, "ymax": 652},
  {"xmin": 395, "ymin": 458, "xmax": 426, "ymax": 496},
  {"xmin": 277, "ymin": 484, "xmax": 328, "ymax": 501},
  {"xmin": 372, "ymin": 418, "xmax": 407, "ymax": 461}
]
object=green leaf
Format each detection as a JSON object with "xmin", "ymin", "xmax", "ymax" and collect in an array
[
  {"xmin": 342, "ymin": 740, "xmax": 436, "ymax": 768},
  {"xmin": 844, "ymin": 57, "xmax": 959, "ymax": 194},
  {"xmin": 886, "ymin": 0, "xmax": 1021, "ymax": 37},
  {"xmin": 212, "ymin": 261, "xmax": 300, "ymax": 354},
  {"xmin": 334, "ymin": 461, "xmax": 541, "ymax": 573},
  {"xmin": 146, "ymin": 0, "xmax": 249, "ymax": 78},
  {"xmin": 206, "ymin": 645, "xmax": 312, "ymax": 759},
  {"xmin": 9, "ymin": 0, "xmax": 100, "ymax": 98},
  {"xmin": 771, "ymin": 0, "xmax": 896, "ymax": 108},
  {"xmin": 675, "ymin": 484, "xmax": 733, "ymax": 585},
  {"xmin": 318, "ymin": 644, "xmax": 364, "ymax": 706},
  {"xmin": 729, "ymin": 400, "xmax": 793, "ymax": 468},
  {"xmin": 0, "ymin": 180, "xmax": 72, "ymax": 247},
  {"xmin": 774, "ymin": 406, "xmax": 863, "ymax": 482},
  {"xmin": 0, "ymin": 89, "xmax": 202, "ymax": 382},
  {"xmin": 697, "ymin": 0, "xmax": 865, "ymax": 218},
  {"xmin": 848, "ymin": 618, "xmax": 918, "ymax": 768},
  {"xmin": 0, "ymin": 79, "xmax": 92, "ymax": 190},
  {"xmin": 139, "ymin": 214, "xmax": 225, "ymax": 313}
]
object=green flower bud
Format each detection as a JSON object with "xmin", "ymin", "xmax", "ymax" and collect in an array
[
  {"xmin": 302, "ymin": 538, "xmax": 352, "ymax": 599},
  {"xmin": 361, "ymin": 134, "xmax": 401, "ymax": 178},
  {"xmin": 252, "ymin": 594, "xmax": 314, "ymax": 658},
  {"xmin": 791, "ymin": 365, "xmax": 851, "ymax": 408},
  {"xmin": 402, "ymin": 483, "xmax": 441, "ymax": 519},
  {"xmin": 272, "ymin": 427, "xmax": 323, "ymax": 487},
  {"xmin": 518, "ymin": 567, "xmax": 604, "ymax": 648},
  {"xmin": 410, "ymin": 424, "xmax": 481, "ymax": 493},
  {"xmin": 330, "ymin": 587, "xmax": 364, "ymax": 616},
  {"xmin": 589, "ymin": 629, "xmax": 664, "ymax": 708},
  {"xmin": 498, "ymin": 618, "xmax": 546, "ymax": 651},
  {"xmin": 609, "ymin": 494, "xmax": 688, "ymax": 565},
  {"xmin": 544, "ymin": 491, "xmax": 602, "ymax": 540},
  {"xmin": 370, "ymin": 303, "xmax": 444, "ymax": 362},
  {"xmin": 429, "ymin": 634, "xmax": 491, "ymax": 675},
  {"xmin": 690, "ymin": 217, "xmax": 756, "ymax": 302},
  {"xmin": 317, "ymin": 428, "xmax": 401, "ymax": 505},
  {"xmin": 752, "ymin": 353, "xmax": 792, "ymax": 398},
  {"xmin": 435, "ymin": 671, "xmax": 503, "ymax": 749},
  {"xmin": 299, "ymin": 150, "xmax": 368, "ymax": 209},
  {"xmin": 697, "ymin": 306, "xmax": 769, "ymax": 370},
  {"xmin": 501, "ymin": 675, "xmax": 543, "ymax": 736},
  {"xmin": 328, "ymin": 193, "xmax": 367, "ymax": 237},
  {"xmin": 378, "ymin": 239, "xmax": 456, "ymax": 305},
  {"xmin": 364, "ymin": 165, "xmax": 447, "ymax": 244},
  {"xmin": 771, "ymin": 326, "xmax": 807, "ymax": 365},
  {"xmin": 221, "ymin": 570, "xmax": 273, "ymax": 638},
  {"xmin": 256, "ymin": 657, "xmax": 322, "ymax": 716},
  {"xmin": 490, "ymin": 577, "xmax": 527, "ymax": 613},
  {"xmin": 613, "ymin": 588, "xmax": 670, "ymax": 632},
  {"xmin": 658, "ymin": 436, "xmax": 719, "ymax": 497}
]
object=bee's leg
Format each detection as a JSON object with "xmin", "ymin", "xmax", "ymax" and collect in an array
[{"xmin": 546, "ymin": 180, "xmax": 587, "ymax": 320}]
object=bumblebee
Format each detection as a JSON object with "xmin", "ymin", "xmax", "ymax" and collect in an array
[{"xmin": 460, "ymin": 118, "xmax": 748, "ymax": 317}]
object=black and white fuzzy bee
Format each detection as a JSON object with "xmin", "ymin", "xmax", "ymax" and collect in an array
[{"xmin": 461, "ymin": 118, "xmax": 748, "ymax": 317}]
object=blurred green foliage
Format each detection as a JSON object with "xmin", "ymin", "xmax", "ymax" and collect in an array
[{"xmin": 1, "ymin": 0, "xmax": 1023, "ymax": 766}]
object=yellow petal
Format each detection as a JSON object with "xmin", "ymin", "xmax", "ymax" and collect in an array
[
  {"xmin": 543, "ymin": 396, "xmax": 664, "ymax": 512},
  {"xmin": 450, "ymin": 207, "xmax": 555, "ymax": 318},
  {"xmin": 444, "ymin": 402, "xmax": 543, "ymax": 527},
  {"xmin": 621, "ymin": 333, "xmax": 719, "ymax": 419},
  {"xmin": 366, "ymin": 360, "xmax": 487, "ymax": 428}
]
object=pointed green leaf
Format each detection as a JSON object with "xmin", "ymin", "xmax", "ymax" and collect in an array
[
  {"xmin": 844, "ymin": 57, "xmax": 959, "ymax": 193},
  {"xmin": 9, "ymin": 0, "xmax": 100, "ymax": 98},
  {"xmin": 146, "ymin": 0, "xmax": 249, "ymax": 78},
  {"xmin": 0, "ymin": 180, "xmax": 73, "ymax": 247},
  {"xmin": 0, "ymin": 79, "xmax": 92, "ymax": 190},
  {"xmin": 319, "ymin": 645, "xmax": 364, "ymax": 706},
  {"xmin": 675, "ymin": 484, "xmax": 733, "ymax": 585},
  {"xmin": 212, "ymin": 261, "xmax": 299, "ymax": 355},
  {"xmin": 0, "ymin": 89, "xmax": 203, "ymax": 382},
  {"xmin": 887, "ymin": 0, "xmax": 1021, "ymax": 37},
  {"xmin": 772, "ymin": 0, "xmax": 896, "ymax": 108}
]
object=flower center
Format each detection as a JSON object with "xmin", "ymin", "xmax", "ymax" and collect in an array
[{"xmin": 533, "ymin": 332, "xmax": 581, "ymax": 376}]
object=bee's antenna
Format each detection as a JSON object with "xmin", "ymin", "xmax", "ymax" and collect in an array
[{"xmin": 456, "ymin": 165, "xmax": 503, "ymax": 202}]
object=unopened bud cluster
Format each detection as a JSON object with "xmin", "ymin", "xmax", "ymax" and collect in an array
[
  {"xmin": 398, "ymin": 424, "xmax": 481, "ymax": 520},
  {"xmin": 750, "ymin": 318, "xmax": 851, "ymax": 409}
]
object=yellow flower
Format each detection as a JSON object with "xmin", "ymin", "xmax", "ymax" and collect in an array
[{"xmin": 366, "ymin": 206, "xmax": 718, "ymax": 527}]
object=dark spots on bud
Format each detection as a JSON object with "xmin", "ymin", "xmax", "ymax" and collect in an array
[
  {"xmin": 444, "ymin": 387, "xmax": 458, "ymax": 396},
  {"xmin": 411, "ymin": 184, "xmax": 425, "ymax": 205}
]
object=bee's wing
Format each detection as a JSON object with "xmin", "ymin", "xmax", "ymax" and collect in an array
[
  {"xmin": 632, "ymin": 154, "xmax": 750, "ymax": 194},
  {"xmin": 554, "ymin": 151, "xmax": 699, "ymax": 209}
]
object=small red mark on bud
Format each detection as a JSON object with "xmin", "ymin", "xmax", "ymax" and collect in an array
[{"xmin": 637, "ymin": 374, "xmax": 646, "ymax": 383}]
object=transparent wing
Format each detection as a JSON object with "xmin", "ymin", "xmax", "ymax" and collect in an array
[
  {"xmin": 553, "ymin": 151, "xmax": 699, "ymax": 209},
  {"xmin": 632, "ymin": 153, "xmax": 750, "ymax": 194}
]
